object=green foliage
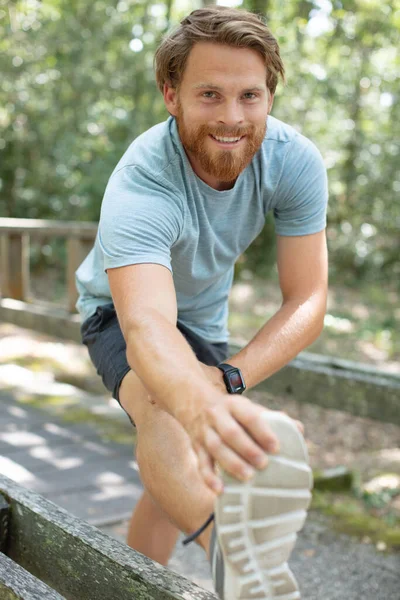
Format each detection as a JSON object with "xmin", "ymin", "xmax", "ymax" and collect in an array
[{"xmin": 1, "ymin": 0, "xmax": 399, "ymax": 284}]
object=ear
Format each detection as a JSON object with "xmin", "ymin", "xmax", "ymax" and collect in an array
[{"xmin": 163, "ymin": 82, "xmax": 178, "ymax": 116}]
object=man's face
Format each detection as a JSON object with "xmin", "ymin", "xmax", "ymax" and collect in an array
[{"xmin": 164, "ymin": 42, "xmax": 273, "ymax": 190}]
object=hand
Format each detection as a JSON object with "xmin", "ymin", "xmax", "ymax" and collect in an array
[
  {"xmin": 199, "ymin": 363, "xmax": 305, "ymax": 436},
  {"xmin": 199, "ymin": 363, "xmax": 226, "ymax": 394},
  {"xmin": 179, "ymin": 390, "xmax": 298, "ymax": 496}
]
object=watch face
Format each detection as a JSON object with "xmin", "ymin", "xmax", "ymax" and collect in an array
[{"xmin": 228, "ymin": 371, "xmax": 244, "ymax": 391}]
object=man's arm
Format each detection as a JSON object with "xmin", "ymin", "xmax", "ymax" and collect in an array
[
  {"xmin": 108, "ymin": 263, "xmax": 281, "ymax": 493},
  {"xmin": 108, "ymin": 263, "xmax": 208, "ymax": 417},
  {"xmin": 226, "ymin": 230, "xmax": 328, "ymax": 388}
]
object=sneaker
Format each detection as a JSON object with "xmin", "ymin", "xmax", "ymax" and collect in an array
[{"xmin": 210, "ymin": 411, "xmax": 313, "ymax": 599}]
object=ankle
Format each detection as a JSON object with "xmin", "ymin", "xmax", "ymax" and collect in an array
[{"xmin": 196, "ymin": 522, "xmax": 215, "ymax": 561}]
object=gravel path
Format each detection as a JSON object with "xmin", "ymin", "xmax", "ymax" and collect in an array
[{"xmin": 102, "ymin": 512, "xmax": 400, "ymax": 600}]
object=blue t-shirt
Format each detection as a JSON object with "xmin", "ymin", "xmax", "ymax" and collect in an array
[{"xmin": 75, "ymin": 115, "xmax": 328, "ymax": 342}]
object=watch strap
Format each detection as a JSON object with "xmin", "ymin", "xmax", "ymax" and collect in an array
[
  {"xmin": 217, "ymin": 362, "xmax": 237, "ymax": 374},
  {"xmin": 217, "ymin": 362, "xmax": 246, "ymax": 394}
]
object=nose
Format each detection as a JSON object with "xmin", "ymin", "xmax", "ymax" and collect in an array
[{"xmin": 217, "ymin": 100, "xmax": 244, "ymax": 128}]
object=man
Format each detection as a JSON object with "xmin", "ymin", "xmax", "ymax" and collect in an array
[{"xmin": 76, "ymin": 6, "xmax": 328, "ymax": 599}]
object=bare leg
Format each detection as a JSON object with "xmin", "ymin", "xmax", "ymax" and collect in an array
[
  {"xmin": 126, "ymin": 489, "xmax": 180, "ymax": 566},
  {"xmin": 120, "ymin": 371, "xmax": 216, "ymax": 561}
]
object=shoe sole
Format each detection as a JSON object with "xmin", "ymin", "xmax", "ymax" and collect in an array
[{"xmin": 214, "ymin": 411, "xmax": 313, "ymax": 599}]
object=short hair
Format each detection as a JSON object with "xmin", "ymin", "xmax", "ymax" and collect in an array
[{"xmin": 154, "ymin": 5, "xmax": 285, "ymax": 96}]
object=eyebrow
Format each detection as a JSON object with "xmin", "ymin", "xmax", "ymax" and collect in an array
[{"xmin": 192, "ymin": 83, "xmax": 266, "ymax": 93}]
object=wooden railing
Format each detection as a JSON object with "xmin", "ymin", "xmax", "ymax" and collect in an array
[
  {"xmin": 1, "ymin": 218, "xmax": 400, "ymax": 424},
  {"xmin": 0, "ymin": 475, "xmax": 214, "ymax": 600},
  {"xmin": 0, "ymin": 218, "xmax": 97, "ymax": 313}
]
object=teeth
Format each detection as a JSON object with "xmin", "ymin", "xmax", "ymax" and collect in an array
[{"xmin": 213, "ymin": 136, "xmax": 242, "ymax": 143}]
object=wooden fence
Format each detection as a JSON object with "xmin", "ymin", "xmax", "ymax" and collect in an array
[
  {"xmin": 0, "ymin": 218, "xmax": 97, "ymax": 313},
  {"xmin": 1, "ymin": 217, "xmax": 399, "ymax": 425},
  {"xmin": 0, "ymin": 218, "xmax": 96, "ymax": 340}
]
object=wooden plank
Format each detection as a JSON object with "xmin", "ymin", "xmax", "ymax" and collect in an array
[
  {"xmin": 0, "ymin": 436, "xmax": 128, "ymax": 474},
  {"xmin": 47, "ymin": 482, "xmax": 143, "ymax": 525},
  {"xmin": 0, "ymin": 396, "xmax": 53, "ymax": 428},
  {"xmin": 0, "ymin": 553, "xmax": 66, "ymax": 600},
  {"xmin": 0, "ymin": 218, "xmax": 97, "ymax": 240},
  {"xmin": 0, "ymin": 419, "xmax": 115, "ymax": 454},
  {"xmin": 0, "ymin": 474, "xmax": 216, "ymax": 600},
  {"xmin": 0, "ymin": 493, "xmax": 9, "ymax": 552},
  {"xmin": 0, "ymin": 453, "xmax": 140, "ymax": 497},
  {"xmin": 0, "ymin": 299, "xmax": 82, "ymax": 341}
]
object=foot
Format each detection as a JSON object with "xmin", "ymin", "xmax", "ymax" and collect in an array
[{"xmin": 210, "ymin": 411, "xmax": 312, "ymax": 599}]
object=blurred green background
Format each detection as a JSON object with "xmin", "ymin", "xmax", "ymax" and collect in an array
[{"xmin": 1, "ymin": 0, "xmax": 399, "ymax": 365}]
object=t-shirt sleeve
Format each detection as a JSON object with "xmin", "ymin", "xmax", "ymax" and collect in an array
[
  {"xmin": 273, "ymin": 135, "xmax": 328, "ymax": 236},
  {"xmin": 98, "ymin": 165, "xmax": 184, "ymax": 272}
]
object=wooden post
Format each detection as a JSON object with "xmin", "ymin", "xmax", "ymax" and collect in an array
[
  {"xmin": 0, "ymin": 233, "xmax": 30, "ymax": 300},
  {"xmin": 0, "ymin": 234, "xmax": 8, "ymax": 298},
  {"xmin": 66, "ymin": 237, "xmax": 93, "ymax": 313}
]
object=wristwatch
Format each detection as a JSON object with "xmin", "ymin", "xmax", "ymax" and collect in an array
[{"xmin": 217, "ymin": 363, "xmax": 246, "ymax": 394}]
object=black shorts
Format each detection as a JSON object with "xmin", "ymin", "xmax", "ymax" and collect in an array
[{"xmin": 81, "ymin": 302, "xmax": 229, "ymax": 424}]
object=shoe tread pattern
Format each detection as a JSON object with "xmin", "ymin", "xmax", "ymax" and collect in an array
[{"xmin": 215, "ymin": 412, "xmax": 312, "ymax": 599}]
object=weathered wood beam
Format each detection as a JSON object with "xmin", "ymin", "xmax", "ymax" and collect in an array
[
  {"xmin": 0, "ymin": 218, "xmax": 97, "ymax": 240},
  {"xmin": 0, "ymin": 553, "xmax": 66, "ymax": 600},
  {"xmin": 0, "ymin": 301, "xmax": 399, "ymax": 425},
  {"xmin": 0, "ymin": 299, "xmax": 82, "ymax": 342},
  {"xmin": 0, "ymin": 475, "xmax": 216, "ymax": 600}
]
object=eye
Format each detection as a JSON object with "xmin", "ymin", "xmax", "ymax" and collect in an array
[
  {"xmin": 202, "ymin": 91, "xmax": 217, "ymax": 98},
  {"xmin": 243, "ymin": 92, "xmax": 258, "ymax": 100}
]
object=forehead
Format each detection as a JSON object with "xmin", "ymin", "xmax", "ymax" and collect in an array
[{"xmin": 181, "ymin": 42, "xmax": 267, "ymax": 90}]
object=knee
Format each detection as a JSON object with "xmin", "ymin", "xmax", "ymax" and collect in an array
[{"xmin": 119, "ymin": 370, "xmax": 158, "ymax": 428}]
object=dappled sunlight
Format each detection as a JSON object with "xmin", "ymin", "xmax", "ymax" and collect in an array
[
  {"xmin": 364, "ymin": 474, "xmax": 400, "ymax": 494},
  {"xmin": 29, "ymin": 446, "xmax": 83, "ymax": 470},
  {"xmin": 0, "ymin": 430, "xmax": 46, "ymax": 447},
  {"xmin": 228, "ymin": 278, "xmax": 399, "ymax": 370},
  {"xmin": 0, "ymin": 363, "xmax": 79, "ymax": 397},
  {"xmin": 92, "ymin": 482, "xmax": 140, "ymax": 502},
  {"xmin": 83, "ymin": 440, "xmax": 117, "ymax": 456},
  {"xmin": 7, "ymin": 405, "xmax": 32, "ymax": 419},
  {"xmin": 96, "ymin": 472, "xmax": 126, "ymax": 485},
  {"xmin": 324, "ymin": 314, "xmax": 354, "ymax": 333},
  {"xmin": 43, "ymin": 422, "xmax": 94, "ymax": 442},
  {"xmin": 0, "ymin": 329, "xmax": 89, "ymax": 367},
  {"xmin": 0, "ymin": 456, "xmax": 37, "ymax": 484}
]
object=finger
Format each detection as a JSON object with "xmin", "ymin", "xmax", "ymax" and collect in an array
[
  {"xmin": 229, "ymin": 398, "xmax": 280, "ymax": 453},
  {"xmin": 196, "ymin": 444, "xmax": 223, "ymax": 495},
  {"xmin": 204, "ymin": 427, "xmax": 257, "ymax": 482},
  {"xmin": 211, "ymin": 411, "xmax": 269, "ymax": 470}
]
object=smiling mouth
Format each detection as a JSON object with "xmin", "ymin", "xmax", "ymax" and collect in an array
[{"xmin": 210, "ymin": 134, "xmax": 245, "ymax": 145}]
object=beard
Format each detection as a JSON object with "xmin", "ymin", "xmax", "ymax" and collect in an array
[{"xmin": 175, "ymin": 102, "xmax": 267, "ymax": 184}]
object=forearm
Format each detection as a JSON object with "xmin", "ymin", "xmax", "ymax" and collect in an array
[
  {"xmin": 124, "ymin": 310, "xmax": 216, "ymax": 423},
  {"xmin": 228, "ymin": 291, "xmax": 326, "ymax": 390}
]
